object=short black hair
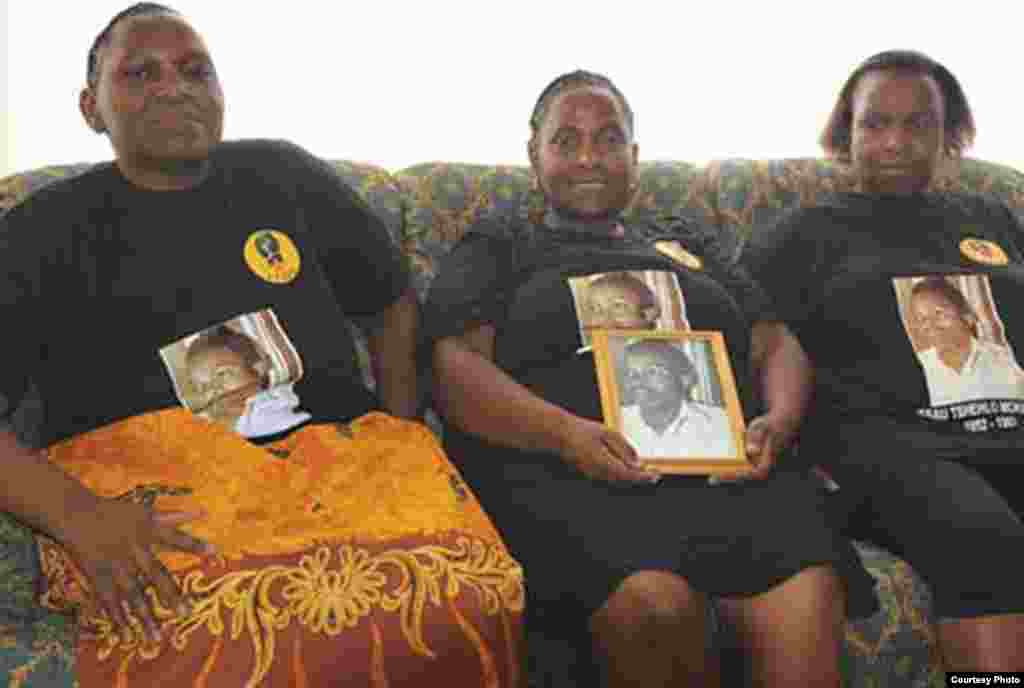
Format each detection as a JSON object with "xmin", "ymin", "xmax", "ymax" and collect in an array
[
  {"xmin": 87, "ymin": 3, "xmax": 181, "ymax": 87},
  {"xmin": 820, "ymin": 49, "xmax": 976, "ymax": 160},
  {"xmin": 529, "ymin": 70, "xmax": 635, "ymax": 145}
]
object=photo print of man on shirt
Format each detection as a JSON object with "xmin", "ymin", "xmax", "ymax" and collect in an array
[
  {"xmin": 894, "ymin": 274, "xmax": 1024, "ymax": 407},
  {"xmin": 159, "ymin": 309, "xmax": 312, "ymax": 438}
]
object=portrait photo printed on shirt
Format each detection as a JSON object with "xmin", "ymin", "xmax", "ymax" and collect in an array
[
  {"xmin": 159, "ymin": 309, "xmax": 312, "ymax": 438},
  {"xmin": 568, "ymin": 270, "xmax": 690, "ymax": 352},
  {"xmin": 893, "ymin": 274, "xmax": 1024, "ymax": 433},
  {"xmin": 590, "ymin": 329, "xmax": 748, "ymax": 475}
]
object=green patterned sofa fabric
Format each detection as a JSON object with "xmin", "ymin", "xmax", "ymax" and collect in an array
[
  {"xmin": 395, "ymin": 163, "xmax": 535, "ymax": 298},
  {"xmin": 0, "ymin": 164, "xmax": 97, "ymax": 212},
  {"xmin": 395, "ymin": 160, "xmax": 715, "ymax": 298},
  {"xmin": 934, "ymin": 157, "xmax": 1024, "ymax": 202},
  {"xmin": 844, "ymin": 542, "xmax": 943, "ymax": 687},
  {"xmin": 707, "ymin": 158, "xmax": 855, "ymax": 255},
  {"xmin": 327, "ymin": 160, "xmax": 405, "ymax": 246},
  {"xmin": 0, "ymin": 513, "xmax": 77, "ymax": 687},
  {"xmin": 0, "ymin": 159, "xmax": 404, "ymax": 244},
  {"xmin": 713, "ymin": 157, "xmax": 1024, "ymax": 252}
]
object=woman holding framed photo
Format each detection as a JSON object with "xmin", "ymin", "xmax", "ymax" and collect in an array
[{"xmin": 425, "ymin": 69, "xmax": 878, "ymax": 687}]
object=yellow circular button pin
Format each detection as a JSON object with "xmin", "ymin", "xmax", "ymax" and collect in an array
[
  {"xmin": 244, "ymin": 230, "xmax": 301, "ymax": 284},
  {"xmin": 654, "ymin": 241, "xmax": 703, "ymax": 271},
  {"xmin": 959, "ymin": 237, "xmax": 1008, "ymax": 266}
]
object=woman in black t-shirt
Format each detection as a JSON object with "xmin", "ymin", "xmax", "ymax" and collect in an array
[
  {"xmin": 744, "ymin": 50, "xmax": 1024, "ymax": 672},
  {"xmin": 427, "ymin": 70, "xmax": 877, "ymax": 688}
]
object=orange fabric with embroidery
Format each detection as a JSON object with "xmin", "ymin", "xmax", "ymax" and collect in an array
[{"xmin": 37, "ymin": 410, "xmax": 524, "ymax": 687}]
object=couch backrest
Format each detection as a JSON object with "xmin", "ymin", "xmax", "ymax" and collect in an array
[
  {"xmin": 5, "ymin": 155, "xmax": 1024, "ymax": 303},
  {"xmin": 392, "ymin": 161, "xmax": 714, "ymax": 296},
  {"xmin": 0, "ymin": 159, "xmax": 407, "ymax": 241},
  {"xmin": 700, "ymin": 157, "xmax": 1024, "ymax": 250}
]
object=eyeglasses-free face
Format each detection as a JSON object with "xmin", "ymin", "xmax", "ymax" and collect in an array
[
  {"xmin": 532, "ymin": 86, "xmax": 638, "ymax": 221},
  {"xmin": 849, "ymin": 69, "xmax": 945, "ymax": 194}
]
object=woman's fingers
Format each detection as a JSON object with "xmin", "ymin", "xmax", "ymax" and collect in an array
[
  {"xmin": 136, "ymin": 549, "xmax": 190, "ymax": 619},
  {"xmin": 152, "ymin": 509, "xmax": 205, "ymax": 527},
  {"xmin": 114, "ymin": 562, "xmax": 160, "ymax": 643},
  {"xmin": 153, "ymin": 511, "xmax": 216, "ymax": 556},
  {"xmin": 602, "ymin": 432, "xmax": 660, "ymax": 483},
  {"xmin": 158, "ymin": 526, "xmax": 216, "ymax": 557},
  {"xmin": 710, "ymin": 416, "xmax": 775, "ymax": 484},
  {"xmin": 601, "ymin": 432, "xmax": 640, "ymax": 466},
  {"xmin": 90, "ymin": 563, "xmax": 130, "ymax": 631}
]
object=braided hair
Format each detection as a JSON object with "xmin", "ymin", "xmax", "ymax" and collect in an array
[
  {"xmin": 86, "ymin": 3, "xmax": 180, "ymax": 87},
  {"xmin": 526, "ymin": 70, "xmax": 636, "ymax": 223},
  {"xmin": 528, "ymin": 70, "xmax": 635, "ymax": 152}
]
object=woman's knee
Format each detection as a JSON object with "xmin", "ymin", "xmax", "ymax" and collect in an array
[
  {"xmin": 592, "ymin": 570, "xmax": 706, "ymax": 631},
  {"xmin": 721, "ymin": 564, "xmax": 843, "ymax": 629}
]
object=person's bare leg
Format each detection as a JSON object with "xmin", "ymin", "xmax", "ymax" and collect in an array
[
  {"xmin": 938, "ymin": 614, "xmax": 1024, "ymax": 671},
  {"xmin": 589, "ymin": 570, "xmax": 719, "ymax": 688},
  {"xmin": 718, "ymin": 565, "xmax": 843, "ymax": 688}
]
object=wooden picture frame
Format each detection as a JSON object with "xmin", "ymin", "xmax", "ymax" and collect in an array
[{"xmin": 591, "ymin": 329, "xmax": 749, "ymax": 475}]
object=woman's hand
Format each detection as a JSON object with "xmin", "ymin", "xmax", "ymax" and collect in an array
[
  {"xmin": 61, "ymin": 499, "xmax": 215, "ymax": 643},
  {"xmin": 712, "ymin": 414, "xmax": 795, "ymax": 483},
  {"xmin": 558, "ymin": 417, "xmax": 661, "ymax": 484},
  {"xmin": 709, "ymin": 320, "xmax": 811, "ymax": 485},
  {"xmin": 743, "ymin": 414, "xmax": 793, "ymax": 478}
]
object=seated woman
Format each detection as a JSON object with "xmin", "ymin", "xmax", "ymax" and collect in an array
[
  {"xmin": 426, "ymin": 69, "xmax": 878, "ymax": 687},
  {"xmin": 0, "ymin": 4, "xmax": 523, "ymax": 686},
  {"xmin": 743, "ymin": 49, "xmax": 1024, "ymax": 671}
]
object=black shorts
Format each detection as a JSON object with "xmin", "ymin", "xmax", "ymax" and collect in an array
[
  {"xmin": 448, "ymin": 436, "xmax": 879, "ymax": 627},
  {"xmin": 825, "ymin": 456, "xmax": 1024, "ymax": 620}
]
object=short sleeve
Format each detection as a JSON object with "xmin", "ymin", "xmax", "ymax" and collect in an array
[
  {"xmin": 275, "ymin": 141, "xmax": 410, "ymax": 317},
  {"xmin": 994, "ymin": 199, "xmax": 1024, "ymax": 263},
  {"xmin": 0, "ymin": 208, "xmax": 40, "ymax": 418},
  {"xmin": 660, "ymin": 217, "xmax": 777, "ymax": 323},
  {"xmin": 423, "ymin": 222, "xmax": 523, "ymax": 342},
  {"xmin": 741, "ymin": 207, "xmax": 823, "ymax": 330}
]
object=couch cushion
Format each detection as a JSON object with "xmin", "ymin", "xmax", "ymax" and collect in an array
[
  {"xmin": 394, "ymin": 160, "xmax": 715, "ymax": 299},
  {"xmin": 1, "ymin": 512, "xmax": 78, "ymax": 686},
  {"xmin": 0, "ymin": 160, "xmax": 404, "ymax": 241},
  {"xmin": 0, "ymin": 164, "xmax": 96, "ymax": 212},
  {"xmin": 709, "ymin": 157, "xmax": 1024, "ymax": 253},
  {"xmin": 843, "ymin": 540, "xmax": 941, "ymax": 687}
]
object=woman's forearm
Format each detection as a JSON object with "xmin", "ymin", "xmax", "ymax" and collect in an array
[
  {"xmin": 750, "ymin": 321, "xmax": 813, "ymax": 439},
  {"xmin": 0, "ymin": 429, "xmax": 100, "ymax": 543},
  {"xmin": 364, "ymin": 288, "xmax": 420, "ymax": 419},
  {"xmin": 433, "ymin": 337, "xmax": 575, "ymax": 455}
]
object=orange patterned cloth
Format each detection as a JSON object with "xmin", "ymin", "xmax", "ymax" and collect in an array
[{"xmin": 36, "ymin": 409, "xmax": 524, "ymax": 687}]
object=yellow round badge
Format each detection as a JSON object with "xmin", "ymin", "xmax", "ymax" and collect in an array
[
  {"xmin": 654, "ymin": 241, "xmax": 703, "ymax": 271},
  {"xmin": 244, "ymin": 230, "xmax": 301, "ymax": 284},
  {"xmin": 959, "ymin": 237, "xmax": 1009, "ymax": 266}
]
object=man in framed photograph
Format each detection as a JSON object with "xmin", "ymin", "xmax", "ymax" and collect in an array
[{"xmin": 619, "ymin": 339, "xmax": 738, "ymax": 460}]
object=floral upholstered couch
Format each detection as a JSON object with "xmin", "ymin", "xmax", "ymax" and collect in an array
[{"xmin": 4, "ymin": 154, "xmax": 1024, "ymax": 687}]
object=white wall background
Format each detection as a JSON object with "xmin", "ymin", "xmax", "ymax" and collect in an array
[
  {"xmin": 5, "ymin": 1, "xmax": 1024, "ymax": 176},
  {"xmin": 2, "ymin": 0, "xmax": 12, "ymax": 175}
]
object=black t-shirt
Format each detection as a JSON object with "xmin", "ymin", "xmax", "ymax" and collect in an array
[
  {"xmin": 744, "ymin": 191, "xmax": 1024, "ymax": 463},
  {"xmin": 0, "ymin": 139, "xmax": 409, "ymax": 446},
  {"xmin": 426, "ymin": 215, "xmax": 771, "ymax": 426}
]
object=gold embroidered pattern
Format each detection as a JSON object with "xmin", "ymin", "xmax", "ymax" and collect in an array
[{"xmin": 63, "ymin": 538, "xmax": 522, "ymax": 687}]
